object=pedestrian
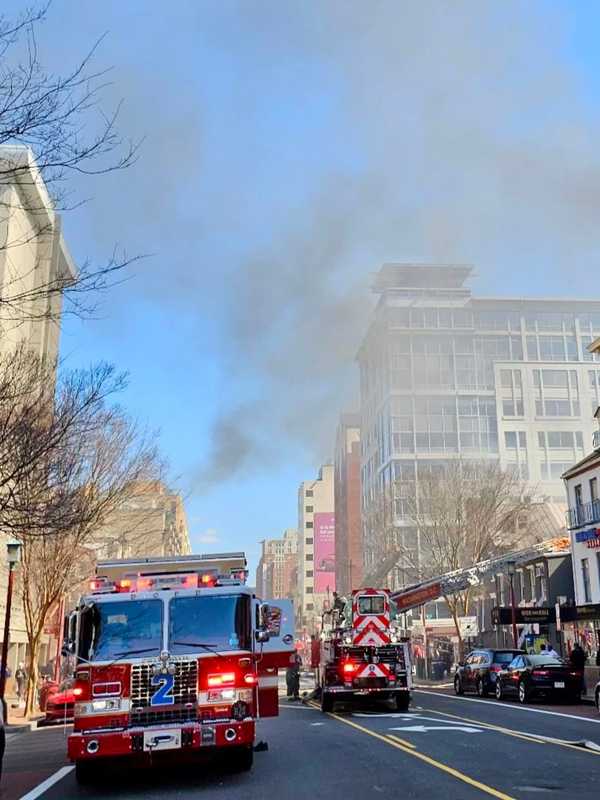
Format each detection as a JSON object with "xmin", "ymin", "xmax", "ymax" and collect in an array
[
  {"xmin": 545, "ymin": 643, "xmax": 559, "ymax": 659},
  {"xmin": 570, "ymin": 642, "xmax": 587, "ymax": 670},
  {"xmin": 15, "ymin": 663, "xmax": 27, "ymax": 703},
  {"xmin": 286, "ymin": 652, "xmax": 301, "ymax": 700}
]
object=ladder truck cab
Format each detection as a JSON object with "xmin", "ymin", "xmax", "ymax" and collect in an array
[
  {"xmin": 317, "ymin": 588, "xmax": 412, "ymax": 713},
  {"xmin": 64, "ymin": 552, "xmax": 294, "ymax": 784}
]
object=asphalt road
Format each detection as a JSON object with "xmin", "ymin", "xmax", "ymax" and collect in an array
[{"xmin": 5, "ymin": 690, "xmax": 600, "ymax": 800}]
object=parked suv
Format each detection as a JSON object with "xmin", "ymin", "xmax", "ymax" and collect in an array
[{"xmin": 454, "ymin": 649, "xmax": 525, "ymax": 697}]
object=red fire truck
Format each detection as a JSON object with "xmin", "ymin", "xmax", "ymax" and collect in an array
[
  {"xmin": 65, "ymin": 552, "xmax": 293, "ymax": 783},
  {"xmin": 317, "ymin": 588, "xmax": 412, "ymax": 712}
]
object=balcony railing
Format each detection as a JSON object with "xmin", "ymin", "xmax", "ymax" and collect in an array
[
  {"xmin": 566, "ymin": 499, "xmax": 600, "ymax": 529},
  {"xmin": 593, "ymin": 429, "xmax": 600, "ymax": 451}
]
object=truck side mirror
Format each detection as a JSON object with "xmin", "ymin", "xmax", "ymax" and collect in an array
[
  {"xmin": 61, "ymin": 641, "xmax": 73, "ymax": 657},
  {"xmin": 255, "ymin": 629, "xmax": 270, "ymax": 643}
]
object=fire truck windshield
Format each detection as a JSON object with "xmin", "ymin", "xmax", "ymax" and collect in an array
[
  {"xmin": 78, "ymin": 599, "xmax": 163, "ymax": 662},
  {"xmin": 357, "ymin": 596, "xmax": 385, "ymax": 614},
  {"xmin": 168, "ymin": 594, "xmax": 250, "ymax": 655}
]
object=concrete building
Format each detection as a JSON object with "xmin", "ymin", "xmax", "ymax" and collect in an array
[
  {"xmin": 255, "ymin": 529, "xmax": 298, "ymax": 600},
  {"xmin": 0, "ymin": 145, "xmax": 76, "ymax": 362},
  {"xmin": 0, "ymin": 146, "xmax": 76, "ymax": 682},
  {"xmin": 297, "ymin": 464, "xmax": 334, "ymax": 631},
  {"xmin": 92, "ymin": 482, "xmax": 191, "ymax": 561},
  {"xmin": 334, "ymin": 414, "xmax": 363, "ymax": 596},
  {"xmin": 358, "ymin": 264, "xmax": 600, "ymax": 589}
]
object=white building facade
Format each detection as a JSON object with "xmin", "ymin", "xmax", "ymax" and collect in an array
[
  {"xmin": 297, "ymin": 464, "xmax": 334, "ymax": 632},
  {"xmin": 358, "ymin": 264, "xmax": 600, "ymax": 589}
]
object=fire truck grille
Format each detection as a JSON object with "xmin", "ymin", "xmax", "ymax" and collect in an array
[
  {"xmin": 344, "ymin": 646, "xmax": 406, "ymax": 668},
  {"xmin": 130, "ymin": 660, "xmax": 198, "ymax": 726},
  {"xmin": 130, "ymin": 704, "xmax": 197, "ymax": 727}
]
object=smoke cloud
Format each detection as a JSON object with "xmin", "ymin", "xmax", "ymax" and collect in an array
[{"xmin": 53, "ymin": 1, "xmax": 600, "ymax": 488}]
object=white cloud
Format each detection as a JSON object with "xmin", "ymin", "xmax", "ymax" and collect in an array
[{"xmin": 196, "ymin": 528, "xmax": 219, "ymax": 545}]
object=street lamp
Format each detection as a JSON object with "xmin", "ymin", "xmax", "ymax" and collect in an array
[
  {"xmin": 506, "ymin": 560, "xmax": 518, "ymax": 649},
  {"xmin": 0, "ymin": 541, "xmax": 22, "ymax": 719}
]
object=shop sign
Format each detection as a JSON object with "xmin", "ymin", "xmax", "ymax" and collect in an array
[
  {"xmin": 575, "ymin": 527, "xmax": 600, "ymax": 545},
  {"xmin": 492, "ymin": 606, "xmax": 555, "ymax": 625},
  {"xmin": 574, "ymin": 603, "xmax": 600, "ymax": 621}
]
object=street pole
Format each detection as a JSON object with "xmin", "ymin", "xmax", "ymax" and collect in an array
[
  {"xmin": 0, "ymin": 564, "xmax": 15, "ymax": 706},
  {"xmin": 54, "ymin": 596, "xmax": 65, "ymax": 684},
  {"xmin": 0, "ymin": 542, "xmax": 22, "ymax": 721},
  {"xmin": 509, "ymin": 574, "xmax": 518, "ymax": 649}
]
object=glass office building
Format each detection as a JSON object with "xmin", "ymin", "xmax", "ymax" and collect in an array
[{"xmin": 358, "ymin": 264, "xmax": 600, "ymax": 587}]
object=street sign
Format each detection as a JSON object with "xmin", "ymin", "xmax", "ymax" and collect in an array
[{"xmin": 458, "ymin": 616, "xmax": 478, "ymax": 638}]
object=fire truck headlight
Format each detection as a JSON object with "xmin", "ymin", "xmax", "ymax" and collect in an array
[
  {"xmin": 390, "ymin": 634, "xmax": 398, "ymax": 643},
  {"xmin": 91, "ymin": 698, "xmax": 121, "ymax": 712},
  {"xmin": 344, "ymin": 636, "xmax": 352, "ymax": 645}
]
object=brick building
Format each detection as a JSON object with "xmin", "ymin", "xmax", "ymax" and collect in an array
[{"xmin": 334, "ymin": 413, "xmax": 363, "ymax": 595}]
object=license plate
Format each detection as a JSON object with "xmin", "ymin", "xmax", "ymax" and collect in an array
[
  {"xmin": 554, "ymin": 681, "xmax": 565, "ymax": 689},
  {"xmin": 143, "ymin": 728, "xmax": 181, "ymax": 752}
]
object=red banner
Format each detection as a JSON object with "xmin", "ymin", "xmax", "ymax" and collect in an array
[{"xmin": 394, "ymin": 582, "xmax": 442, "ymax": 611}]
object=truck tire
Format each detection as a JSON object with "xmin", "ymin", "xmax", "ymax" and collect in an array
[
  {"xmin": 321, "ymin": 691, "xmax": 334, "ymax": 713},
  {"xmin": 229, "ymin": 745, "xmax": 254, "ymax": 772},
  {"xmin": 75, "ymin": 760, "xmax": 99, "ymax": 785},
  {"xmin": 395, "ymin": 693, "xmax": 410, "ymax": 712}
]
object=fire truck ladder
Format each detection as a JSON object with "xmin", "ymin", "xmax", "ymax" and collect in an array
[{"xmin": 390, "ymin": 536, "xmax": 569, "ymax": 612}]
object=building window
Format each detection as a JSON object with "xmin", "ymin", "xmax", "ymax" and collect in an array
[
  {"xmin": 306, "ymin": 570, "xmax": 313, "ymax": 577},
  {"xmin": 305, "ymin": 505, "xmax": 314, "ymax": 513},
  {"xmin": 305, "ymin": 604, "xmax": 314, "ymax": 611},
  {"xmin": 590, "ymin": 477, "xmax": 598, "ymax": 504},
  {"xmin": 574, "ymin": 484, "xmax": 583, "ymax": 509},
  {"xmin": 306, "ymin": 554, "xmax": 313, "ymax": 561},
  {"xmin": 306, "ymin": 587, "xmax": 313, "ymax": 594},
  {"xmin": 582, "ymin": 558, "xmax": 592, "ymax": 603},
  {"xmin": 305, "ymin": 537, "xmax": 313, "ymax": 545},
  {"xmin": 305, "ymin": 490, "xmax": 313, "ymax": 497},
  {"xmin": 306, "ymin": 522, "xmax": 313, "ymax": 529}
]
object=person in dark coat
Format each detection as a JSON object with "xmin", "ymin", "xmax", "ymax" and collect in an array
[
  {"xmin": 570, "ymin": 642, "xmax": 587, "ymax": 670},
  {"xmin": 286, "ymin": 652, "xmax": 301, "ymax": 700}
]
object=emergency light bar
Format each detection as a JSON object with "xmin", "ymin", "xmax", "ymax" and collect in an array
[{"xmin": 89, "ymin": 552, "xmax": 248, "ymax": 594}]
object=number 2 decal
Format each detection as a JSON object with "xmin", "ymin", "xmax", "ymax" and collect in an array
[{"xmin": 150, "ymin": 672, "xmax": 175, "ymax": 706}]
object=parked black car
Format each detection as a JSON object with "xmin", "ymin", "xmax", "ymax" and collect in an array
[
  {"xmin": 495, "ymin": 654, "xmax": 582, "ymax": 704},
  {"xmin": 454, "ymin": 649, "xmax": 524, "ymax": 697},
  {"xmin": 593, "ymin": 678, "xmax": 599, "ymax": 714}
]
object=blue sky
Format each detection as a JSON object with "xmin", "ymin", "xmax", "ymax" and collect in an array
[{"xmin": 6, "ymin": 1, "xmax": 600, "ymax": 574}]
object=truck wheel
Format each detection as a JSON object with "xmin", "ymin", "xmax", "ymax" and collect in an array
[
  {"xmin": 75, "ymin": 760, "xmax": 99, "ymax": 785},
  {"xmin": 229, "ymin": 745, "xmax": 254, "ymax": 772},
  {"xmin": 395, "ymin": 693, "xmax": 410, "ymax": 712},
  {"xmin": 321, "ymin": 691, "xmax": 334, "ymax": 713}
]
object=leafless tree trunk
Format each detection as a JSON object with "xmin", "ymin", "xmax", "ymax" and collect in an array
[
  {"xmin": 16, "ymin": 384, "xmax": 162, "ymax": 714},
  {"xmin": 405, "ymin": 460, "xmax": 537, "ymax": 647}
]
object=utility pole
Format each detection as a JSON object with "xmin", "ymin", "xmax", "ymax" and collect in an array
[{"xmin": 0, "ymin": 542, "xmax": 22, "ymax": 721}]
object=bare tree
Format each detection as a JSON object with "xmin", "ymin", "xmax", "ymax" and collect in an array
[
  {"xmin": 0, "ymin": 2, "xmax": 140, "ymax": 324},
  {"xmin": 405, "ymin": 461, "xmax": 535, "ymax": 651},
  {"xmin": 13, "ymin": 371, "xmax": 161, "ymax": 714}
]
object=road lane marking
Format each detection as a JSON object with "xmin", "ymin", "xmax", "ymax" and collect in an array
[
  {"xmin": 309, "ymin": 702, "xmax": 515, "ymax": 800},
  {"xmin": 427, "ymin": 707, "xmax": 600, "ymax": 756},
  {"xmin": 19, "ymin": 766, "xmax": 74, "ymax": 800},
  {"xmin": 388, "ymin": 734, "xmax": 416, "ymax": 749},
  {"xmin": 389, "ymin": 724, "xmax": 482, "ymax": 733},
  {"xmin": 415, "ymin": 690, "xmax": 600, "ymax": 724}
]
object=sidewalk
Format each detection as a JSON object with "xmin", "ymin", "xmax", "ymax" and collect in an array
[{"xmin": 5, "ymin": 696, "xmax": 43, "ymax": 733}]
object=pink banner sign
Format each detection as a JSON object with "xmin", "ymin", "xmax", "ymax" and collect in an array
[{"xmin": 314, "ymin": 512, "xmax": 335, "ymax": 593}]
